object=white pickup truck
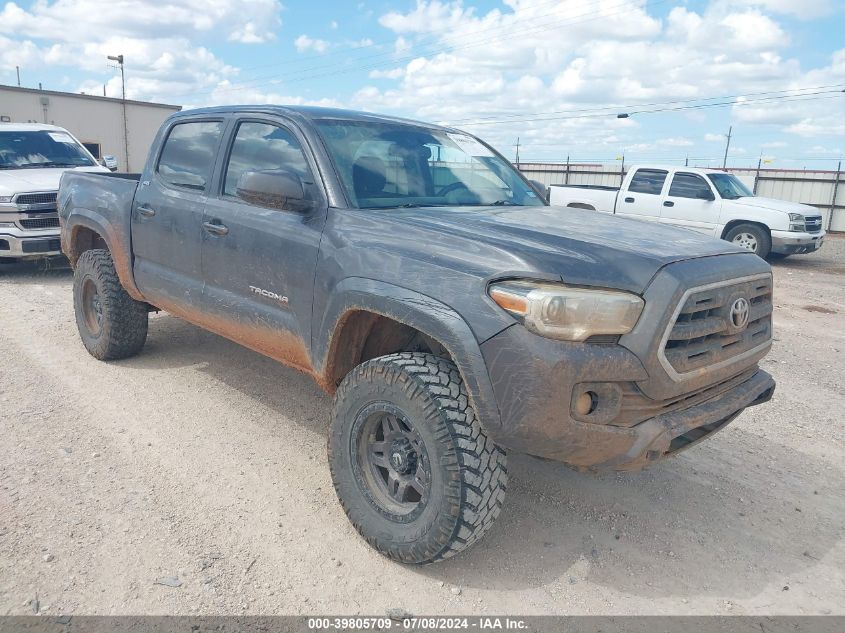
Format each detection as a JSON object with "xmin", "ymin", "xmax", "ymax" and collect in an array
[
  {"xmin": 1, "ymin": 123, "xmax": 108, "ymax": 263},
  {"xmin": 549, "ymin": 164, "xmax": 825, "ymax": 259}
]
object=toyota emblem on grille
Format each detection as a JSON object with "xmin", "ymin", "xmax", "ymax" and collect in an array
[{"xmin": 730, "ymin": 297, "xmax": 750, "ymax": 329}]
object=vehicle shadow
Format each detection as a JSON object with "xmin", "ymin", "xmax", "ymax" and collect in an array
[
  {"xmin": 0, "ymin": 258, "xmax": 72, "ymax": 283},
  {"xmin": 117, "ymin": 314, "xmax": 843, "ymax": 603}
]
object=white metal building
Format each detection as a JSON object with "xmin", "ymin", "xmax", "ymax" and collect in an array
[{"xmin": 0, "ymin": 84, "xmax": 181, "ymax": 172}]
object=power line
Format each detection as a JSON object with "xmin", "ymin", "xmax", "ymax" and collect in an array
[
  {"xmin": 452, "ymin": 90, "xmax": 845, "ymax": 126},
  {"xmin": 444, "ymin": 83, "xmax": 845, "ymax": 125}
]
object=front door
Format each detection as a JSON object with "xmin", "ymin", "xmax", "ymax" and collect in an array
[
  {"xmin": 132, "ymin": 119, "xmax": 226, "ymax": 310},
  {"xmin": 200, "ymin": 118, "xmax": 327, "ymax": 372},
  {"xmin": 659, "ymin": 172, "xmax": 722, "ymax": 235}
]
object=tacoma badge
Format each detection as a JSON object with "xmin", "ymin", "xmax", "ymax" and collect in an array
[{"xmin": 249, "ymin": 286, "xmax": 289, "ymax": 305}]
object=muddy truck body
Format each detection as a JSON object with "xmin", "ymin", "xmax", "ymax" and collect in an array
[{"xmin": 58, "ymin": 106, "xmax": 776, "ymax": 564}]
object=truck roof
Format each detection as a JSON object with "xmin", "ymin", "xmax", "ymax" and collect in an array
[
  {"xmin": 630, "ymin": 164, "xmax": 726, "ymax": 175},
  {"xmin": 175, "ymin": 105, "xmax": 457, "ymax": 132},
  {"xmin": 0, "ymin": 122, "xmax": 71, "ymax": 132}
]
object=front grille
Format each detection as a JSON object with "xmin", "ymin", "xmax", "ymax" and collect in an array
[
  {"xmin": 805, "ymin": 216, "xmax": 822, "ymax": 233},
  {"xmin": 20, "ymin": 217, "xmax": 60, "ymax": 230},
  {"xmin": 661, "ymin": 274, "xmax": 773, "ymax": 378},
  {"xmin": 15, "ymin": 192, "xmax": 57, "ymax": 205}
]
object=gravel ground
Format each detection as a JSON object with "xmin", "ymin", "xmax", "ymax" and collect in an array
[{"xmin": 0, "ymin": 237, "xmax": 843, "ymax": 616}]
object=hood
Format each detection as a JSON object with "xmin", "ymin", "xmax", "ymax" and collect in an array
[
  {"xmin": 374, "ymin": 205, "xmax": 748, "ymax": 294},
  {"xmin": 0, "ymin": 165, "xmax": 107, "ymax": 197},
  {"xmin": 729, "ymin": 196, "xmax": 819, "ymax": 215}
]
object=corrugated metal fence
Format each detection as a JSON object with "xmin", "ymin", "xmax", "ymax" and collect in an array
[{"xmin": 517, "ymin": 162, "xmax": 844, "ymax": 232}]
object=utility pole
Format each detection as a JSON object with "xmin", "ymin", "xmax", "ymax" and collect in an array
[
  {"xmin": 514, "ymin": 137, "xmax": 520, "ymax": 166},
  {"xmin": 722, "ymin": 125, "xmax": 732, "ymax": 169},
  {"xmin": 108, "ymin": 54, "xmax": 129, "ymax": 172},
  {"xmin": 16, "ymin": 66, "xmax": 20, "ymax": 86}
]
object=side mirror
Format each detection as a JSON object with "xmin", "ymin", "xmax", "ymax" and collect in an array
[
  {"xmin": 236, "ymin": 169, "xmax": 313, "ymax": 212},
  {"xmin": 528, "ymin": 179, "xmax": 548, "ymax": 201},
  {"xmin": 698, "ymin": 189, "xmax": 716, "ymax": 201}
]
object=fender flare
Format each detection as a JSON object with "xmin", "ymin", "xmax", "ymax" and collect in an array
[
  {"xmin": 314, "ymin": 277, "xmax": 503, "ymax": 432},
  {"xmin": 63, "ymin": 210, "xmax": 144, "ymax": 301}
]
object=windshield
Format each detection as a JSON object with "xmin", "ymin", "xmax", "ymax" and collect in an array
[
  {"xmin": 315, "ymin": 119, "xmax": 544, "ymax": 209},
  {"xmin": 0, "ymin": 130, "xmax": 97, "ymax": 169},
  {"xmin": 707, "ymin": 173, "xmax": 753, "ymax": 200}
]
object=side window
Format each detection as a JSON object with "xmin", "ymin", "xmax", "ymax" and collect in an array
[
  {"xmin": 82, "ymin": 142, "xmax": 101, "ymax": 159},
  {"xmin": 223, "ymin": 122, "xmax": 311, "ymax": 198},
  {"xmin": 668, "ymin": 173, "xmax": 713, "ymax": 199},
  {"xmin": 628, "ymin": 169, "xmax": 668, "ymax": 195},
  {"xmin": 157, "ymin": 121, "xmax": 224, "ymax": 191}
]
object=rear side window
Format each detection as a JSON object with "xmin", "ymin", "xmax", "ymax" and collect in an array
[
  {"xmin": 157, "ymin": 121, "xmax": 224, "ymax": 191},
  {"xmin": 628, "ymin": 169, "xmax": 668, "ymax": 195},
  {"xmin": 668, "ymin": 173, "xmax": 712, "ymax": 199},
  {"xmin": 223, "ymin": 122, "xmax": 311, "ymax": 197}
]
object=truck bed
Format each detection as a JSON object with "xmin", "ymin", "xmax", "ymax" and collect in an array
[
  {"xmin": 58, "ymin": 170, "xmax": 141, "ymax": 297},
  {"xmin": 549, "ymin": 183, "xmax": 619, "ymax": 212}
]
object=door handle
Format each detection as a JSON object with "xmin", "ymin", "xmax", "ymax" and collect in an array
[
  {"xmin": 203, "ymin": 221, "xmax": 229, "ymax": 236},
  {"xmin": 663, "ymin": 200, "xmax": 675, "ymax": 207},
  {"xmin": 624, "ymin": 197, "xmax": 635, "ymax": 203},
  {"xmin": 137, "ymin": 205, "xmax": 156, "ymax": 217}
]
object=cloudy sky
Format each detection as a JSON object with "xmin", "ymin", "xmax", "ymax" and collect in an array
[{"xmin": 1, "ymin": 0, "xmax": 843, "ymax": 167}]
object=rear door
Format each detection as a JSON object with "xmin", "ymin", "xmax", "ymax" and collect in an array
[
  {"xmin": 616, "ymin": 168, "xmax": 668, "ymax": 222},
  {"xmin": 132, "ymin": 118, "xmax": 226, "ymax": 309},
  {"xmin": 659, "ymin": 171, "xmax": 721, "ymax": 235},
  {"xmin": 200, "ymin": 117, "xmax": 327, "ymax": 371}
]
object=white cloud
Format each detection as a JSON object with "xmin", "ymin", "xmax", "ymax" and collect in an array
[
  {"xmin": 197, "ymin": 81, "xmax": 343, "ymax": 110},
  {"xmin": 356, "ymin": 0, "xmax": 837, "ymax": 157},
  {"xmin": 705, "ymin": 133, "xmax": 727, "ymax": 142},
  {"xmin": 658, "ymin": 137, "xmax": 694, "ymax": 147},
  {"xmin": 294, "ymin": 34, "xmax": 330, "ymax": 54},
  {"xmin": 0, "ymin": 0, "xmax": 280, "ymax": 103},
  {"xmin": 369, "ymin": 68, "xmax": 405, "ymax": 79},
  {"xmin": 722, "ymin": 0, "xmax": 835, "ymax": 20},
  {"xmin": 0, "ymin": 0, "xmax": 281, "ymax": 46}
]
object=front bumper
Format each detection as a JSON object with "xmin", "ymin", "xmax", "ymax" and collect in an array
[
  {"xmin": 480, "ymin": 298, "xmax": 775, "ymax": 472},
  {"xmin": 771, "ymin": 230, "xmax": 825, "ymax": 255},
  {"xmin": 0, "ymin": 226, "xmax": 62, "ymax": 258}
]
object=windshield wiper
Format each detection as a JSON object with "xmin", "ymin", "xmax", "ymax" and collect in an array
[
  {"xmin": 491, "ymin": 199, "xmax": 519, "ymax": 206},
  {"xmin": 369, "ymin": 203, "xmax": 445, "ymax": 209}
]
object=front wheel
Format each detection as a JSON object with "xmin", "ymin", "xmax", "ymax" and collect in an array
[
  {"xmin": 329, "ymin": 353, "xmax": 507, "ymax": 564},
  {"xmin": 725, "ymin": 223, "xmax": 771, "ymax": 259},
  {"xmin": 73, "ymin": 249, "xmax": 149, "ymax": 360}
]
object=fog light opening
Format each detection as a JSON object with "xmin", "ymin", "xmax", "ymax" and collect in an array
[{"xmin": 576, "ymin": 390, "xmax": 599, "ymax": 416}]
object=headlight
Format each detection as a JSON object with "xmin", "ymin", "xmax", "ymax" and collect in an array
[
  {"xmin": 0, "ymin": 222, "xmax": 15, "ymax": 228},
  {"xmin": 788, "ymin": 213, "xmax": 805, "ymax": 232},
  {"xmin": 488, "ymin": 280, "xmax": 644, "ymax": 342},
  {"xmin": 0, "ymin": 196, "xmax": 12, "ymax": 203}
]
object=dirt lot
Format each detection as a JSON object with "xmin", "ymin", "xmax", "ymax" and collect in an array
[{"xmin": 1, "ymin": 238, "xmax": 843, "ymax": 617}]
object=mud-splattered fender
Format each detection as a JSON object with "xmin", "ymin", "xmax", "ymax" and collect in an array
[
  {"xmin": 61, "ymin": 209, "xmax": 143, "ymax": 301},
  {"xmin": 314, "ymin": 277, "xmax": 504, "ymax": 433}
]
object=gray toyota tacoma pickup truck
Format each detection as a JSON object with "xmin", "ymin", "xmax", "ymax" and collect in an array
[{"xmin": 58, "ymin": 106, "xmax": 776, "ymax": 564}]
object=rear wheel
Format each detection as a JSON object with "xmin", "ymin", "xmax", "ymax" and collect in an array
[
  {"xmin": 329, "ymin": 352, "xmax": 507, "ymax": 564},
  {"xmin": 725, "ymin": 223, "xmax": 771, "ymax": 259},
  {"xmin": 73, "ymin": 249, "xmax": 148, "ymax": 360}
]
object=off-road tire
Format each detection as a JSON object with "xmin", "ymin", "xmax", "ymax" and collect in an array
[
  {"xmin": 329, "ymin": 352, "xmax": 507, "ymax": 564},
  {"xmin": 725, "ymin": 223, "xmax": 771, "ymax": 259},
  {"xmin": 73, "ymin": 249, "xmax": 148, "ymax": 360}
]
